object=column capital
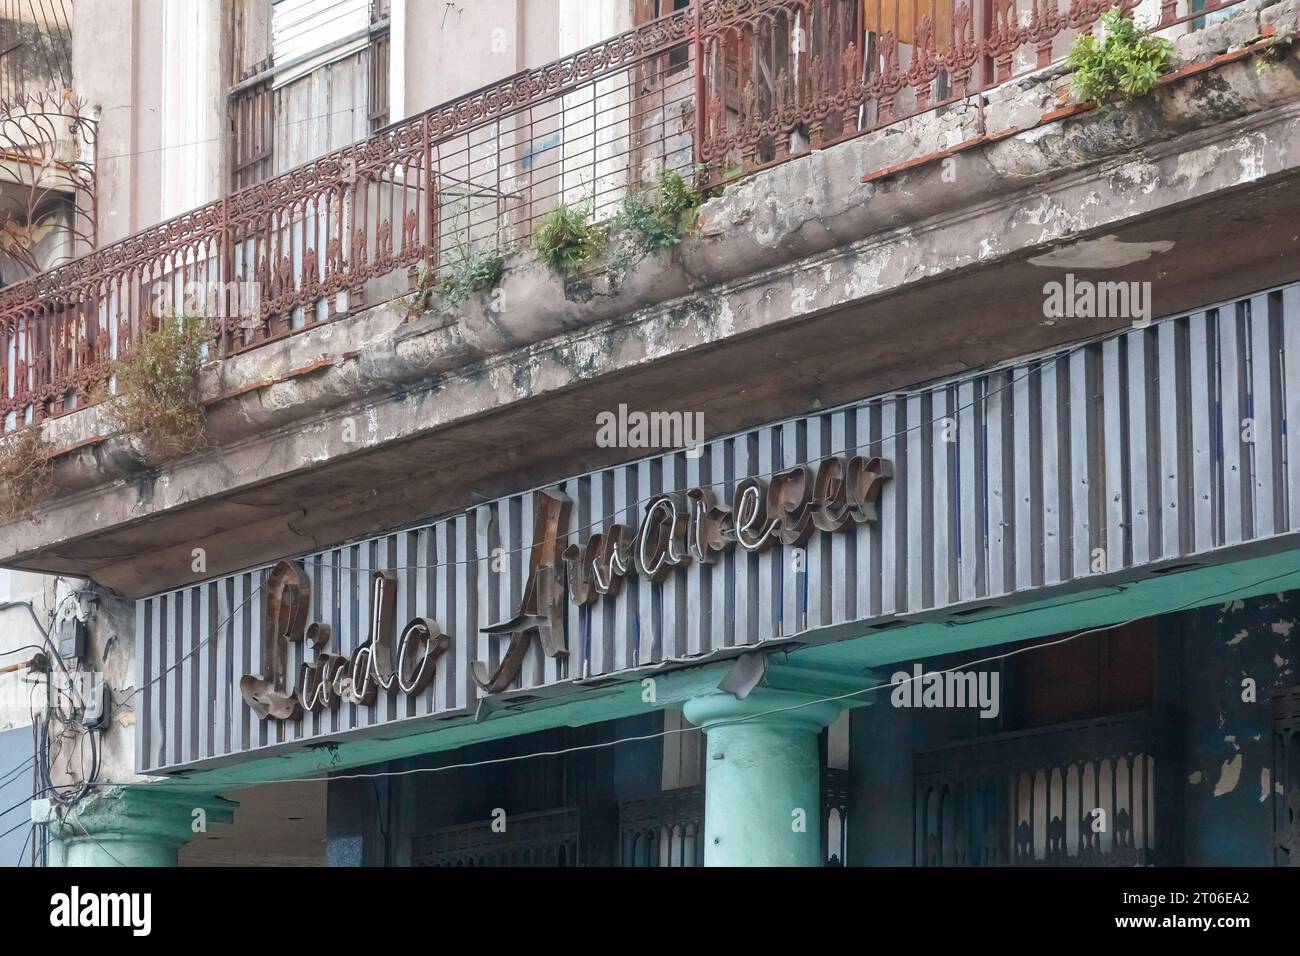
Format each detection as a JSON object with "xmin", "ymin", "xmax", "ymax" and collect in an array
[
  {"xmin": 682, "ymin": 685, "xmax": 843, "ymax": 732},
  {"xmin": 682, "ymin": 653, "xmax": 876, "ymax": 730},
  {"xmin": 39, "ymin": 786, "xmax": 237, "ymax": 867}
]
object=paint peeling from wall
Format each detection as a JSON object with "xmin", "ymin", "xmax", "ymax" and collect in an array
[{"xmin": 1214, "ymin": 752, "xmax": 1243, "ymax": 796}]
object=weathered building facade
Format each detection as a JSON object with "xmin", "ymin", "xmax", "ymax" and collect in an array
[{"xmin": 3, "ymin": 0, "xmax": 1300, "ymax": 867}]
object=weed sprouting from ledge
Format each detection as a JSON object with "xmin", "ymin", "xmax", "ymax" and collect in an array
[
  {"xmin": 104, "ymin": 314, "xmax": 208, "ymax": 459},
  {"xmin": 0, "ymin": 426, "xmax": 53, "ymax": 523},
  {"xmin": 1067, "ymin": 8, "xmax": 1173, "ymax": 108},
  {"xmin": 536, "ymin": 202, "xmax": 604, "ymax": 275}
]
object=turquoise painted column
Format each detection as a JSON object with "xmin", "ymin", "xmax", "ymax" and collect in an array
[
  {"xmin": 39, "ymin": 786, "xmax": 236, "ymax": 867},
  {"xmin": 683, "ymin": 685, "xmax": 844, "ymax": 867}
]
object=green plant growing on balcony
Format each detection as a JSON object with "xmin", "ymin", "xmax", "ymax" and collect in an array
[
  {"xmin": 405, "ymin": 265, "xmax": 439, "ymax": 317},
  {"xmin": 437, "ymin": 243, "xmax": 506, "ymax": 306},
  {"xmin": 104, "ymin": 313, "xmax": 208, "ymax": 458},
  {"xmin": 406, "ymin": 244, "xmax": 506, "ymax": 317},
  {"xmin": 1256, "ymin": 29, "xmax": 1295, "ymax": 74},
  {"xmin": 535, "ymin": 202, "xmax": 604, "ymax": 275},
  {"xmin": 612, "ymin": 170, "xmax": 703, "ymax": 255},
  {"xmin": 1067, "ymin": 8, "xmax": 1173, "ymax": 108},
  {"xmin": 0, "ymin": 426, "xmax": 54, "ymax": 523},
  {"xmin": 694, "ymin": 163, "xmax": 728, "ymax": 199}
]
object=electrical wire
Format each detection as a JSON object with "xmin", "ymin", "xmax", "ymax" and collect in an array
[
  {"xmin": 74, "ymin": 560, "xmax": 1300, "ymax": 794},
  {"xmin": 67, "ymin": 807, "xmax": 126, "ymax": 867},
  {"xmin": 0, "ymin": 755, "xmax": 34, "ymax": 789},
  {"xmin": 0, "ymin": 815, "xmax": 33, "ymax": 842},
  {"xmin": 93, "ymin": 102, "xmax": 370, "ymax": 166},
  {"xmin": 193, "ymin": 272, "xmax": 1281, "ymax": 582},
  {"xmin": 38, "ymin": 702, "xmax": 99, "ymax": 807},
  {"xmin": 182, "ymin": 323, "xmax": 1116, "ymax": 594},
  {"xmin": 0, "ymin": 581, "xmax": 103, "ymax": 814},
  {"xmin": 4, "ymin": 85, "xmax": 1284, "ymax": 812},
  {"xmin": 0, "ymin": 599, "xmax": 83, "ymax": 709},
  {"xmin": 109, "ymin": 581, "xmax": 266, "ymax": 717},
  {"xmin": 14, "ymin": 821, "xmax": 32, "ymax": 866},
  {"xmin": 0, "ymin": 559, "xmax": 1282, "ymax": 852},
  {"xmin": 0, "ymin": 786, "xmax": 57, "ymax": 823},
  {"xmin": 94, "ymin": 304, "xmax": 1237, "ymax": 726},
  {"xmin": 104, "ymin": 340, "xmax": 1045, "ymax": 715}
]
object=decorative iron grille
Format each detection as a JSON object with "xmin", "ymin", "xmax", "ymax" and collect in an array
[
  {"xmin": 914, "ymin": 712, "xmax": 1167, "ymax": 866},
  {"xmin": 0, "ymin": 0, "xmax": 72, "ymax": 102},
  {"xmin": 411, "ymin": 807, "xmax": 580, "ymax": 866},
  {"xmin": 621, "ymin": 785, "xmax": 705, "ymax": 866}
]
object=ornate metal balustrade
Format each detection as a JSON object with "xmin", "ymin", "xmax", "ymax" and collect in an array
[
  {"xmin": 619, "ymin": 767, "xmax": 849, "ymax": 865},
  {"xmin": 0, "ymin": 5, "xmax": 697, "ymax": 434},
  {"xmin": 695, "ymin": 0, "xmax": 1236, "ymax": 184},
  {"xmin": 0, "ymin": 0, "xmax": 72, "ymax": 102},
  {"xmin": 411, "ymin": 807, "xmax": 580, "ymax": 866},
  {"xmin": 0, "ymin": 0, "xmax": 1238, "ymax": 437},
  {"xmin": 914, "ymin": 712, "xmax": 1172, "ymax": 866}
]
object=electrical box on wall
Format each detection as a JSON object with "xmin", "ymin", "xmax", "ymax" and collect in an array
[
  {"xmin": 57, "ymin": 618, "xmax": 88, "ymax": 661},
  {"xmin": 82, "ymin": 677, "xmax": 110, "ymax": 731}
]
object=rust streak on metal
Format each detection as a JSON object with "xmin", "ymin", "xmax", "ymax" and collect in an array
[
  {"xmin": 860, "ymin": 127, "xmax": 1022, "ymax": 184},
  {"xmin": 203, "ymin": 379, "xmax": 275, "ymax": 406},
  {"xmin": 48, "ymin": 434, "xmax": 107, "ymax": 458},
  {"xmin": 284, "ymin": 358, "xmax": 335, "ymax": 380}
]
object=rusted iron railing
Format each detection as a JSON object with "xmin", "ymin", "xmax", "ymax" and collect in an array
[
  {"xmin": 0, "ymin": 5, "xmax": 696, "ymax": 433},
  {"xmin": 0, "ymin": 0, "xmax": 1238, "ymax": 435},
  {"xmin": 695, "ymin": 0, "xmax": 1237, "ymax": 182}
]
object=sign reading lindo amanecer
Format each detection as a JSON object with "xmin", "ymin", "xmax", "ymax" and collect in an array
[{"xmin": 240, "ymin": 453, "xmax": 893, "ymax": 719}]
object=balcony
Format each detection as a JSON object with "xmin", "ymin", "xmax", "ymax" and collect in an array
[
  {"xmin": 0, "ymin": 0, "xmax": 1252, "ymax": 435},
  {"xmin": 6, "ymin": 0, "xmax": 1299, "ymax": 597}
]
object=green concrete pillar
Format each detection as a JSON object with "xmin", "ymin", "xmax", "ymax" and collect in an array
[
  {"xmin": 683, "ymin": 685, "xmax": 844, "ymax": 867},
  {"xmin": 39, "ymin": 786, "xmax": 236, "ymax": 867}
]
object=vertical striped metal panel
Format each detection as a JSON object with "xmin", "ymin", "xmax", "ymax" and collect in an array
[{"xmin": 138, "ymin": 284, "xmax": 1300, "ymax": 772}]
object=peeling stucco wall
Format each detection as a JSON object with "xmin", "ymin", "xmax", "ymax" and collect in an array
[
  {"xmin": 847, "ymin": 590, "xmax": 1297, "ymax": 867},
  {"xmin": 1179, "ymin": 591, "xmax": 1297, "ymax": 865}
]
